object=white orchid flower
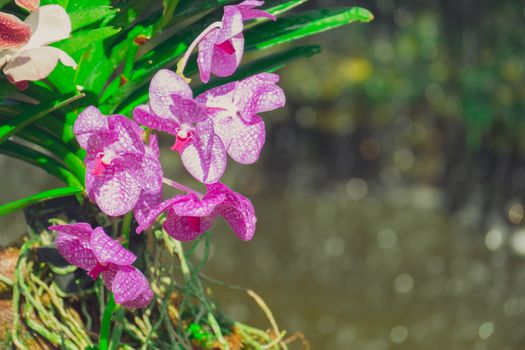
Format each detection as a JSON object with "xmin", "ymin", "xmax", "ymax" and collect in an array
[{"xmin": 0, "ymin": 3, "xmax": 76, "ymax": 85}]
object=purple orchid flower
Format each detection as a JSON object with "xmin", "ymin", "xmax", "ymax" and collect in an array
[
  {"xmin": 196, "ymin": 73, "xmax": 285, "ymax": 164},
  {"xmin": 136, "ymin": 182, "xmax": 256, "ymax": 242},
  {"xmin": 133, "ymin": 69, "xmax": 226, "ymax": 184},
  {"xmin": 74, "ymin": 106, "xmax": 163, "ymax": 218},
  {"xmin": 49, "ymin": 223, "xmax": 153, "ymax": 308},
  {"xmin": 187, "ymin": 0, "xmax": 275, "ymax": 83},
  {"xmin": 133, "ymin": 70, "xmax": 285, "ymax": 184}
]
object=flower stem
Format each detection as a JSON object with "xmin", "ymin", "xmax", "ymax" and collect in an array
[
  {"xmin": 99, "ymin": 294, "xmax": 116, "ymax": 350},
  {"xmin": 162, "ymin": 177, "xmax": 203, "ymax": 198},
  {"xmin": 176, "ymin": 21, "xmax": 222, "ymax": 80},
  {"xmin": 121, "ymin": 212, "xmax": 133, "ymax": 249},
  {"xmin": 99, "ymin": 212, "xmax": 133, "ymax": 349}
]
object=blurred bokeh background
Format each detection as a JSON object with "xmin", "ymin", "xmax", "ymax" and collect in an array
[{"xmin": 2, "ymin": 0, "xmax": 525, "ymax": 348}]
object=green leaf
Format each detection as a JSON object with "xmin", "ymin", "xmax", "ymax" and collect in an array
[
  {"xmin": 69, "ymin": 5, "xmax": 118, "ymax": 31},
  {"xmin": 157, "ymin": 0, "xmax": 181, "ymax": 31},
  {"xmin": 194, "ymin": 45, "xmax": 322, "ymax": 95},
  {"xmin": 0, "ymin": 93, "xmax": 84, "ymax": 147},
  {"xmin": 244, "ymin": 7, "xmax": 374, "ymax": 50},
  {"xmin": 264, "ymin": 0, "xmax": 308, "ymax": 17},
  {"xmin": 0, "ymin": 141, "xmax": 83, "ymax": 188},
  {"xmin": 0, "ymin": 187, "xmax": 84, "ymax": 217},
  {"xmin": 53, "ymin": 26, "xmax": 121, "ymax": 54},
  {"xmin": 17, "ymin": 127, "xmax": 86, "ymax": 182},
  {"xmin": 103, "ymin": 6, "xmax": 372, "ymax": 113},
  {"xmin": 66, "ymin": 0, "xmax": 110, "ymax": 11}
]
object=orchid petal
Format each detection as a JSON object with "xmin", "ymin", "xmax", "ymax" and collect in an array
[
  {"xmin": 239, "ymin": 83, "xmax": 285, "ymax": 121},
  {"xmin": 133, "ymin": 190, "xmax": 163, "ymax": 230},
  {"xmin": 214, "ymin": 113, "xmax": 265, "ymax": 164},
  {"xmin": 169, "ymin": 94, "xmax": 208, "ymax": 125},
  {"xmin": 90, "ymin": 227, "xmax": 136, "ymax": 266},
  {"xmin": 135, "ymin": 197, "xmax": 181, "ymax": 234},
  {"xmin": 49, "ymin": 223, "xmax": 93, "ymax": 240},
  {"xmin": 235, "ymin": 0, "xmax": 276, "ymax": 21},
  {"xmin": 207, "ymin": 183, "xmax": 256, "ymax": 240},
  {"xmin": 0, "ymin": 12, "xmax": 31, "ymax": 50},
  {"xmin": 217, "ymin": 5, "xmax": 244, "ymax": 42},
  {"xmin": 149, "ymin": 69, "xmax": 192, "ymax": 119},
  {"xmin": 108, "ymin": 265, "xmax": 153, "ymax": 309},
  {"xmin": 107, "ymin": 115, "xmax": 145, "ymax": 158},
  {"xmin": 74, "ymin": 106, "xmax": 110, "ymax": 149},
  {"xmin": 55, "ymin": 233, "xmax": 98, "ymax": 271},
  {"xmin": 24, "ymin": 4, "xmax": 71, "ymax": 49},
  {"xmin": 134, "ymin": 135, "xmax": 163, "ymax": 194},
  {"xmin": 15, "ymin": 0, "xmax": 40, "ymax": 12},
  {"xmin": 195, "ymin": 81, "xmax": 237, "ymax": 104},
  {"xmin": 3, "ymin": 46, "xmax": 75, "ymax": 82},
  {"xmin": 171, "ymin": 193, "xmax": 224, "ymax": 217},
  {"xmin": 164, "ymin": 209, "xmax": 215, "ymax": 241},
  {"xmin": 197, "ymin": 34, "xmax": 217, "ymax": 84},
  {"xmin": 133, "ymin": 104, "xmax": 179, "ymax": 136},
  {"xmin": 210, "ymin": 34, "xmax": 244, "ymax": 78},
  {"xmin": 180, "ymin": 119, "xmax": 227, "ymax": 184},
  {"xmin": 91, "ymin": 169, "xmax": 141, "ymax": 217}
]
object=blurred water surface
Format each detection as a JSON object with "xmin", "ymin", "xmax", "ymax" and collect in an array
[{"xmin": 2, "ymin": 0, "xmax": 525, "ymax": 349}]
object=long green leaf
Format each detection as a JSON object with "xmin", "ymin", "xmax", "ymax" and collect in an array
[
  {"xmin": 69, "ymin": 5, "xmax": 118, "ymax": 31},
  {"xmin": 53, "ymin": 26, "xmax": 121, "ymax": 54},
  {"xmin": 0, "ymin": 187, "xmax": 84, "ymax": 217},
  {"xmin": 104, "ymin": 6, "xmax": 371, "ymax": 113},
  {"xmin": 264, "ymin": 0, "xmax": 308, "ymax": 17},
  {"xmin": 0, "ymin": 93, "xmax": 84, "ymax": 146},
  {"xmin": 245, "ymin": 7, "xmax": 373, "ymax": 50},
  {"xmin": 17, "ymin": 128, "xmax": 86, "ymax": 182},
  {"xmin": 0, "ymin": 141, "xmax": 83, "ymax": 188}
]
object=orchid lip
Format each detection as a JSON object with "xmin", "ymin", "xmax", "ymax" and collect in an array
[
  {"xmin": 88, "ymin": 262, "xmax": 109, "ymax": 280},
  {"xmin": 171, "ymin": 127, "xmax": 194, "ymax": 153},
  {"xmin": 92, "ymin": 150, "xmax": 117, "ymax": 175}
]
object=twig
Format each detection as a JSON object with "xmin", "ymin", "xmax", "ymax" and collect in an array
[{"xmin": 208, "ymin": 312, "xmax": 230, "ymax": 350}]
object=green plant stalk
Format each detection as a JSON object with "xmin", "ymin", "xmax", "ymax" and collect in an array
[
  {"xmin": 121, "ymin": 212, "xmax": 133, "ymax": 249},
  {"xmin": 11, "ymin": 242, "xmax": 29, "ymax": 350},
  {"xmin": 109, "ymin": 308, "xmax": 125, "ymax": 350},
  {"xmin": 207, "ymin": 312, "xmax": 229, "ymax": 350},
  {"xmin": 99, "ymin": 212, "xmax": 133, "ymax": 349},
  {"xmin": 99, "ymin": 294, "xmax": 116, "ymax": 350}
]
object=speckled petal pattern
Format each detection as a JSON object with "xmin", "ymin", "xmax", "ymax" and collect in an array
[
  {"xmin": 109, "ymin": 265, "xmax": 153, "ymax": 309},
  {"xmin": 207, "ymin": 183, "xmax": 256, "ymax": 240},
  {"xmin": 0, "ymin": 12, "xmax": 31, "ymax": 50},
  {"xmin": 149, "ymin": 69, "xmax": 192, "ymax": 118},
  {"xmin": 169, "ymin": 94, "xmax": 208, "ymax": 124},
  {"xmin": 133, "ymin": 104, "xmax": 179, "ymax": 136},
  {"xmin": 92, "ymin": 168, "xmax": 142, "ymax": 217},
  {"xmin": 55, "ymin": 232, "xmax": 98, "ymax": 271},
  {"xmin": 49, "ymin": 223, "xmax": 93, "ymax": 240},
  {"xmin": 210, "ymin": 34, "xmax": 244, "ymax": 78},
  {"xmin": 213, "ymin": 112, "xmax": 265, "ymax": 164},
  {"xmin": 90, "ymin": 227, "xmax": 136, "ymax": 266},
  {"xmin": 180, "ymin": 119, "xmax": 227, "ymax": 184},
  {"xmin": 74, "ymin": 106, "xmax": 110, "ymax": 149}
]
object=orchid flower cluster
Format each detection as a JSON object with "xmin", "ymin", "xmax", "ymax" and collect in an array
[
  {"xmin": 0, "ymin": 0, "xmax": 76, "ymax": 89},
  {"xmin": 48, "ymin": 1, "xmax": 285, "ymax": 309}
]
